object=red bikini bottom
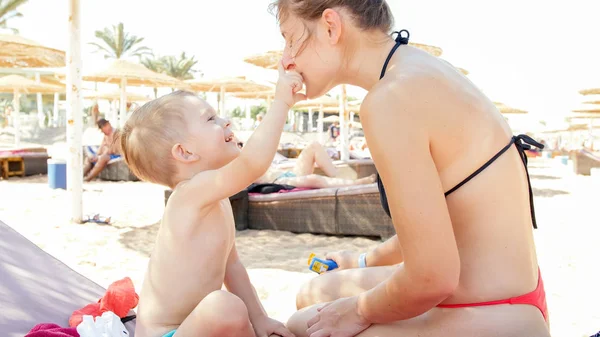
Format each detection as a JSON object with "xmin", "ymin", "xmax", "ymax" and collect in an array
[{"xmin": 437, "ymin": 268, "xmax": 548, "ymax": 321}]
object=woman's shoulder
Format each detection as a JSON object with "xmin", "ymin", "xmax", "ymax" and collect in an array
[{"xmin": 362, "ymin": 57, "xmax": 471, "ymax": 119}]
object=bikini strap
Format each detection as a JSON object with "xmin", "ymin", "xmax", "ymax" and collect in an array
[
  {"xmin": 376, "ymin": 29, "xmax": 410, "ymax": 218},
  {"xmin": 379, "ymin": 30, "xmax": 410, "ymax": 80},
  {"xmin": 444, "ymin": 134, "xmax": 544, "ymax": 229},
  {"xmin": 513, "ymin": 134, "xmax": 544, "ymax": 229}
]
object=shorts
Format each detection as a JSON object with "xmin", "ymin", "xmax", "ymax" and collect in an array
[
  {"xmin": 86, "ymin": 146, "xmax": 121, "ymax": 161},
  {"xmin": 162, "ymin": 330, "xmax": 176, "ymax": 337}
]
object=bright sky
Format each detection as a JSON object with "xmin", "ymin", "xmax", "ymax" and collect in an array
[{"xmin": 11, "ymin": 0, "xmax": 600, "ymax": 127}]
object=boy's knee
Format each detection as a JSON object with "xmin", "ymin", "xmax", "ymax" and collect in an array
[{"xmin": 203, "ymin": 291, "xmax": 251, "ymax": 333}]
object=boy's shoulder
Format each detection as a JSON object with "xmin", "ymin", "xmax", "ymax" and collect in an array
[{"xmin": 167, "ymin": 178, "xmax": 222, "ymax": 213}]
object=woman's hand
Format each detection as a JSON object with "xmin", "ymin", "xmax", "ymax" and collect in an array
[
  {"xmin": 306, "ymin": 297, "xmax": 371, "ymax": 337},
  {"xmin": 324, "ymin": 250, "xmax": 361, "ymax": 270}
]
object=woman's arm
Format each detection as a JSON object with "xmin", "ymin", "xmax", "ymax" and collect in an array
[
  {"xmin": 366, "ymin": 235, "xmax": 403, "ymax": 267},
  {"xmin": 356, "ymin": 76, "xmax": 461, "ymax": 323}
]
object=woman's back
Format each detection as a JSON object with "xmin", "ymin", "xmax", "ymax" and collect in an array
[{"xmin": 379, "ymin": 45, "xmax": 543, "ymax": 315}]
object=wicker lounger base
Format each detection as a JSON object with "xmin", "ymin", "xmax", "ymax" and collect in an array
[
  {"xmin": 247, "ymin": 184, "xmax": 394, "ymax": 239},
  {"xmin": 248, "ymin": 195, "xmax": 337, "ymax": 235}
]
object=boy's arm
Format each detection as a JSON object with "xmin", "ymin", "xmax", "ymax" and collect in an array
[
  {"xmin": 223, "ymin": 243, "xmax": 267, "ymax": 322},
  {"xmin": 180, "ymin": 66, "xmax": 304, "ymax": 206}
]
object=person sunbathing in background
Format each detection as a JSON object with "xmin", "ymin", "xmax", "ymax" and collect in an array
[
  {"xmin": 117, "ymin": 62, "xmax": 301, "ymax": 337},
  {"xmin": 236, "ymin": 140, "xmax": 376, "ymax": 189},
  {"xmin": 83, "ymin": 118, "xmax": 121, "ymax": 181}
]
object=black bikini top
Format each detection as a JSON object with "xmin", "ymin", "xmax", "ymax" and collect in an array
[{"xmin": 376, "ymin": 30, "xmax": 544, "ymax": 229}]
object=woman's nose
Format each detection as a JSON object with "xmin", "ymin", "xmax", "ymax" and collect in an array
[{"xmin": 282, "ymin": 49, "xmax": 296, "ymax": 71}]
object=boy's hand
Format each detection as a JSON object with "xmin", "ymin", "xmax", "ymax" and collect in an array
[
  {"xmin": 253, "ymin": 316, "xmax": 295, "ymax": 337},
  {"xmin": 275, "ymin": 60, "xmax": 306, "ymax": 108}
]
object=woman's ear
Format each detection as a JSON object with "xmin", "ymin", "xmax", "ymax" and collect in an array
[
  {"xmin": 322, "ymin": 8, "xmax": 342, "ymax": 44},
  {"xmin": 171, "ymin": 143, "xmax": 200, "ymax": 163}
]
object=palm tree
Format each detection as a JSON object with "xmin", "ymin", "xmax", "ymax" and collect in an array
[
  {"xmin": 89, "ymin": 22, "xmax": 152, "ymax": 59},
  {"xmin": 142, "ymin": 52, "xmax": 201, "ymax": 96},
  {"xmin": 160, "ymin": 52, "xmax": 200, "ymax": 80},
  {"xmin": 0, "ymin": 0, "xmax": 29, "ymax": 33},
  {"xmin": 141, "ymin": 55, "xmax": 164, "ymax": 98}
]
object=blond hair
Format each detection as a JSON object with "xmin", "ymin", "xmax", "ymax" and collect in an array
[{"xmin": 117, "ymin": 91, "xmax": 196, "ymax": 188}]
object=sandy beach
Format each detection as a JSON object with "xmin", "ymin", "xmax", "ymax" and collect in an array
[{"xmin": 0, "ymin": 158, "xmax": 598, "ymax": 337}]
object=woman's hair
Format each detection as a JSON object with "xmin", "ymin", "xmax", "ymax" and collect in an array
[{"xmin": 269, "ymin": 0, "xmax": 394, "ymax": 33}]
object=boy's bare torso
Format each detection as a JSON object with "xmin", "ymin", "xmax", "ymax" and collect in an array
[{"xmin": 135, "ymin": 185, "xmax": 236, "ymax": 337}]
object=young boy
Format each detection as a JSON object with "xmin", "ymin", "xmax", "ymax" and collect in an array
[{"xmin": 119, "ymin": 63, "xmax": 305, "ymax": 337}]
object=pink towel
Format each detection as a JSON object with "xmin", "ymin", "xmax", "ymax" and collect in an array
[{"xmin": 26, "ymin": 323, "xmax": 79, "ymax": 337}]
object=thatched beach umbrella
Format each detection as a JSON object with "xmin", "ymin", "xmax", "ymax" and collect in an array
[
  {"xmin": 0, "ymin": 34, "xmax": 65, "ymax": 68},
  {"xmin": 84, "ymin": 90, "xmax": 151, "ymax": 102},
  {"xmin": 0, "ymin": 75, "xmax": 63, "ymax": 146},
  {"xmin": 579, "ymin": 88, "xmax": 600, "ymax": 96},
  {"xmin": 0, "ymin": 35, "xmax": 66, "ymax": 129},
  {"xmin": 493, "ymin": 102, "xmax": 528, "ymax": 114},
  {"xmin": 186, "ymin": 76, "xmax": 273, "ymax": 117},
  {"xmin": 84, "ymin": 59, "xmax": 187, "ymax": 128}
]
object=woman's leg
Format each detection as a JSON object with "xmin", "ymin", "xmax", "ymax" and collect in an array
[
  {"xmin": 288, "ymin": 301, "xmax": 551, "ymax": 337},
  {"xmin": 294, "ymin": 142, "xmax": 338, "ymax": 177},
  {"xmin": 175, "ymin": 290, "xmax": 255, "ymax": 337},
  {"xmin": 296, "ymin": 266, "xmax": 395, "ymax": 309},
  {"xmin": 277, "ymin": 174, "xmax": 376, "ymax": 190}
]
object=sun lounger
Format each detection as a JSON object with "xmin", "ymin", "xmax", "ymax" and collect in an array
[
  {"xmin": 0, "ymin": 220, "xmax": 136, "ymax": 337},
  {"xmin": 0, "ymin": 148, "xmax": 50, "ymax": 176},
  {"xmin": 247, "ymin": 183, "xmax": 394, "ymax": 239},
  {"xmin": 572, "ymin": 149, "xmax": 600, "ymax": 175},
  {"xmin": 272, "ymin": 158, "xmax": 376, "ymax": 180}
]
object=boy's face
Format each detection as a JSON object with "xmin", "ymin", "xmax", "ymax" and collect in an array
[{"xmin": 181, "ymin": 97, "xmax": 240, "ymax": 169}]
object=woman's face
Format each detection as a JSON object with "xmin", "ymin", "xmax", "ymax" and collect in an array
[{"xmin": 280, "ymin": 12, "xmax": 343, "ymax": 99}]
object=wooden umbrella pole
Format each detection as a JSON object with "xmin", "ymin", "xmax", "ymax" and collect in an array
[
  {"xmin": 13, "ymin": 89, "xmax": 20, "ymax": 147},
  {"xmin": 119, "ymin": 77, "xmax": 127, "ymax": 128},
  {"xmin": 318, "ymin": 104, "xmax": 324, "ymax": 144},
  {"xmin": 35, "ymin": 73, "xmax": 45, "ymax": 128},
  {"xmin": 53, "ymin": 92, "xmax": 60, "ymax": 127},
  {"xmin": 339, "ymin": 84, "xmax": 349, "ymax": 161},
  {"xmin": 219, "ymin": 85, "xmax": 226, "ymax": 118},
  {"xmin": 67, "ymin": 0, "xmax": 83, "ymax": 223}
]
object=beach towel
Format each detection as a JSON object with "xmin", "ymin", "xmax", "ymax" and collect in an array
[{"xmin": 25, "ymin": 324, "xmax": 79, "ymax": 337}]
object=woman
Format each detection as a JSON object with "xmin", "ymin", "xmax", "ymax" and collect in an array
[
  {"xmin": 243, "ymin": 140, "xmax": 376, "ymax": 188},
  {"xmin": 271, "ymin": 1, "xmax": 550, "ymax": 336}
]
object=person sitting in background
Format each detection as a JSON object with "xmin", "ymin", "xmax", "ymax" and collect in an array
[
  {"xmin": 238, "ymin": 140, "xmax": 375, "ymax": 189},
  {"xmin": 83, "ymin": 118, "xmax": 121, "ymax": 181}
]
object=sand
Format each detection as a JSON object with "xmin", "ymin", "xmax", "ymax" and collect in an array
[{"xmin": 0, "ymin": 158, "xmax": 598, "ymax": 337}]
